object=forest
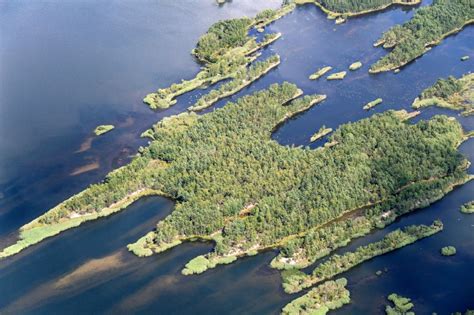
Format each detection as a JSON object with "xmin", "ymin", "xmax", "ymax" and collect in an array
[
  {"xmin": 188, "ymin": 54, "xmax": 281, "ymax": 111},
  {"xmin": 295, "ymin": 0, "xmax": 420, "ymax": 17},
  {"xmin": 371, "ymin": 0, "xmax": 474, "ymax": 72},
  {"xmin": 2, "ymin": 83, "xmax": 470, "ymax": 271},
  {"xmin": 412, "ymin": 73, "xmax": 474, "ymax": 116},
  {"xmin": 281, "ymin": 221, "xmax": 444, "ymax": 293},
  {"xmin": 143, "ymin": 3, "xmax": 294, "ymax": 109},
  {"xmin": 281, "ymin": 278, "xmax": 350, "ymax": 315}
]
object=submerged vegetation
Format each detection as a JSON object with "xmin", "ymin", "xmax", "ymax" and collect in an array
[
  {"xmin": 94, "ymin": 125, "xmax": 115, "ymax": 136},
  {"xmin": 281, "ymin": 221, "xmax": 443, "ymax": 293},
  {"xmin": 461, "ymin": 201, "xmax": 474, "ymax": 214},
  {"xmin": 281, "ymin": 278, "xmax": 350, "ymax": 315},
  {"xmin": 412, "ymin": 73, "xmax": 474, "ymax": 116},
  {"xmin": 309, "ymin": 66, "xmax": 332, "ymax": 80},
  {"xmin": 363, "ymin": 98, "xmax": 383, "ymax": 110},
  {"xmin": 385, "ymin": 293, "xmax": 415, "ymax": 315},
  {"xmin": 371, "ymin": 0, "xmax": 474, "ymax": 72},
  {"xmin": 1, "ymin": 82, "xmax": 470, "ymax": 264},
  {"xmin": 144, "ymin": 4, "xmax": 294, "ymax": 110}
]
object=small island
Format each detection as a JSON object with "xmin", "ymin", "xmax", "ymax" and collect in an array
[
  {"xmin": 281, "ymin": 278, "xmax": 350, "ymax": 315},
  {"xmin": 143, "ymin": 4, "xmax": 294, "ymax": 109},
  {"xmin": 385, "ymin": 293, "xmax": 415, "ymax": 315},
  {"xmin": 349, "ymin": 61, "xmax": 362, "ymax": 71},
  {"xmin": 460, "ymin": 201, "xmax": 474, "ymax": 214},
  {"xmin": 363, "ymin": 98, "xmax": 383, "ymax": 110},
  {"xmin": 309, "ymin": 66, "xmax": 332, "ymax": 80},
  {"xmin": 94, "ymin": 125, "xmax": 115, "ymax": 136},
  {"xmin": 412, "ymin": 73, "xmax": 473, "ymax": 116},
  {"xmin": 327, "ymin": 71, "xmax": 347, "ymax": 80},
  {"xmin": 310, "ymin": 125, "xmax": 333, "ymax": 142},
  {"xmin": 370, "ymin": 1, "xmax": 474, "ymax": 73},
  {"xmin": 441, "ymin": 246, "xmax": 457, "ymax": 256}
]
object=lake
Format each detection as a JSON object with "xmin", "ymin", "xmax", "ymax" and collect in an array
[{"xmin": 0, "ymin": 0, "xmax": 473, "ymax": 313}]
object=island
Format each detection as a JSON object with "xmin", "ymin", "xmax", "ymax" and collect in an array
[
  {"xmin": 1, "ymin": 82, "xmax": 471, "ymax": 285},
  {"xmin": 370, "ymin": 0, "xmax": 474, "ymax": 73},
  {"xmin": 385, "ymin": 293, "xmax": 415, "ymax": 315},
  {"xmin": 294, "ymin": 0, "xmax": 421, "ymax": 22},
  {"xmin": 310, "ymin": 125, "xmax": 333, "ymax": 142},
  {"xmin": 327, "ymin": 71, "xmax": 347, "ymax": 80},
  {"xmin": 94, "ymin": 125, "xmax": 115, "ymax": 136},
  {"xmin": 461, "ymin": 201, "xmax": 474, "ymax": 214},
  {"xmin": 363, "ymin": 98, "xmax": 383, "ymax": 110},
  {"xmin": 188, "ymin": 55, "xmax": 281, "ymax": 111},
  {"xmin": 143, "ymin": 4, "xmax": 295, "ymax": 109},
  {"xmin": 281, "ymin": 278, "xmax": 350, "ymax": 315},
  {"xmin": 441, "ymin": 246, "xmax": 457, "ymax": 256},
  {"xmin": 309, "ymin": 66, "xmax": 332, "ymax": 80},
  {"xmin": 281, "ymin": 221, "xmax": 443, "ymax": 293},
  {"xmin": 412, "ymin": 73, "xmax": 473, "ymax": 116},
  {"xmin": 349, "ymin": 61, "xmax": 363, "ymax": 71}
]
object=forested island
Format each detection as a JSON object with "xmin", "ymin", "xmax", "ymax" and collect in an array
[
  {"xmin": 188, "ymin": 55, "xmax": 281, "ymax": 111},
  {"xmin": 385, "ymin": 293, "xmax": 415, "ymax": 315},
  {"xmin": 371, "ymin": 0, "xmax": 474, "ymax": 73},
  {"xmin": 327, "ymin": 71, "xmax": 346, "ymax": 80},
  {"xmin": 461, "ymin": 201, "xmax": 474, "ymax": 214},
  {"xmin": 143, "ymin": 4, "xmax": 294, "ymax": 109},
  {"xmin": 441, "ymin": 246, "xmax": 457, "ymax": 256},
  {"xmin": 294, "ymin": 0, "xmax": 420, "ymax": 20},
  {"xmin": 309, "ymin": 66, "xmax": 332, "ymax": 80},
  {"xmin": 281, "ymin": 278, "xmax": 350, "ymax": 315},
  {"xmin": 2, "ymin": 82, "xmax": 471, "ymax": 286},
  {"xmin": 412, "ymin": 73, "xmax": 474, "ymax": 116},
  {"xmin": 363, "ymin": 98, "xmax": 383, "ymax": 110}
]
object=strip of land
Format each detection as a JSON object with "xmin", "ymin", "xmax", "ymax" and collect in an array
[
  {"xmin": 144, "ymin": 4, "xmax": 294, "ymax": 110},
  {"xmin": 294, "ymin": 0, "xmax": 420, "ymax": 21},
  {"xmin": 281, "ymin": 221, "xmax": 443, "ymax": 293},
  {"xmin": 412, "ymin": 73, "xmax": 474, "ymax": 116},
  {"xmin": 281, "ymin": 278, "xmax": 350, "ymax": 315},
  {"xmin": 370, "ymin": 1, "xmax": 474, "ymax": 73},
  {"xmin": 188, "ymin": 55, "xmax": 281, "ymax": 112}
]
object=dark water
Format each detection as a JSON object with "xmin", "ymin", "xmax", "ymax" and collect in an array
[{"xmin": 0, "ymin": 0, "xmax": 473, "ymax": 314}]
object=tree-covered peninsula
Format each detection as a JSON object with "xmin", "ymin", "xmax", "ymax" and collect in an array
[
  {"xmin": 371, "ymin": 0, "xmax": 474, "ymax": 73},
  {"xmin": 143, "ymin": 4, "xmax": 295, "ymax": 110},
  {"xmin": 294, "ymin": 0, "xmax": 420, "ymax": 20},
  {"xmin": 1, "ymin": 83, "xmax": 471, "ymax": 268},
  {"xmin": 412, "ymin": 73, "xmax": 474, "ymax": 116}
]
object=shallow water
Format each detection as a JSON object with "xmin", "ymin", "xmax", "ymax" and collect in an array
[{"xmin": 0, "ymin": 0, "xmax": 473, "ymax": 314}]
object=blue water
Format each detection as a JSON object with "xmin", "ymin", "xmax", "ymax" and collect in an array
[{"xmin": 0, "ymin": 0, "xmax": 473, "ymax": 313}]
